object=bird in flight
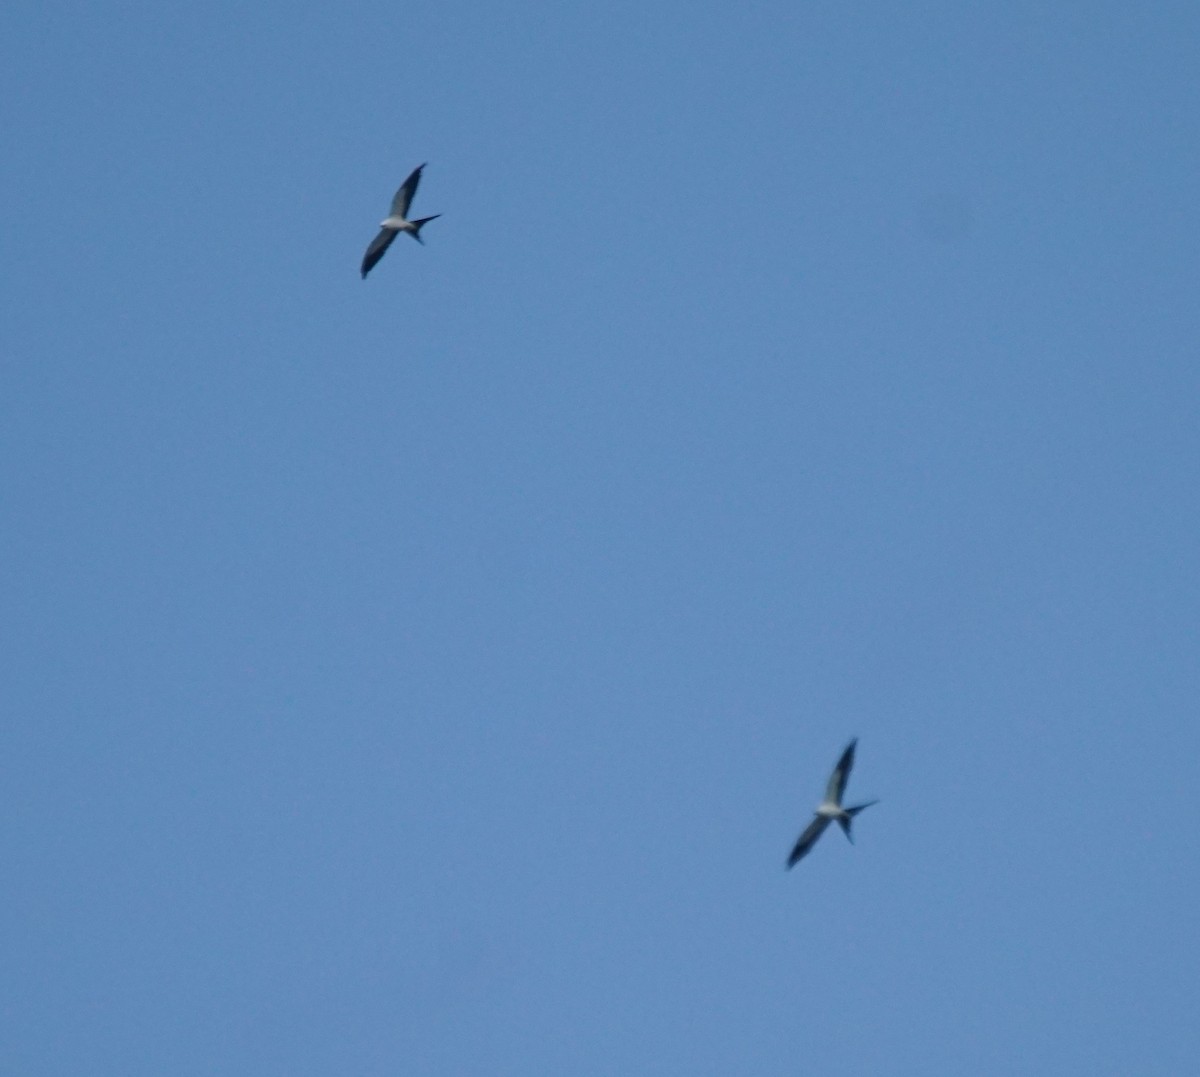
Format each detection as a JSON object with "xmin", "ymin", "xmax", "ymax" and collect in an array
[
  {"xmin": 361, "ymin": 163, "xmax": 441, "ymax": 279},
  {"xmin": 787, "ymin": 738, "xmax": 878, "ymax": 868}
]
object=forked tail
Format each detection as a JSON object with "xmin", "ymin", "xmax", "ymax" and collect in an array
[
  {"xmin": 837, "ymin": 799, "xmax": 880, "ymax": 843},
  {"xmin": 408, "ymin": 215, "xmax": 442, "ymax": 244}
]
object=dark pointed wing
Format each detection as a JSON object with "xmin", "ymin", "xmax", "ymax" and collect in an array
[
  {"xmin": 787, "ymin": 815, "xmax": 831, "ymax": 868},
  {"xmin": 361, "ymin": 227, "xmax": 398, "ymax": 278},
  {"xmin": 825, "ymin": 738, "xmax": 858, "ymax": 805},
  {"xmin": 389, "ymin": 163, "xmax": 426, "ymax": 219}
]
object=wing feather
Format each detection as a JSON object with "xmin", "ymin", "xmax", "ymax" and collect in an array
[
  {"xmin": 826, "ymin": 738, "xmax": 857, "ymax": 804},
  {"xmin": 361, "ymin": 227, "xmax": 398, "ymax": 278},
  {"xmin": 787, "ymin": 815, "xmax": 831, "ymax": 868},
  {"xmin": 389, "ymin": 163, "xmax": 426, "ymax": 219}
]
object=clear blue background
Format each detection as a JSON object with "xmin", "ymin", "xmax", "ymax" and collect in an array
[{"xmin": 3, "ymin": 3, "xmax": 1198, "ymax": 1073}]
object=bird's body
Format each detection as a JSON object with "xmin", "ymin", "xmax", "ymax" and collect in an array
[
  {"xmin": 815, "ymin": 801, "xmax": 853, "ymax": 822},
  {"xmin": 379, "ymin": 214, "xmax": 420, "ymax": 232},
  {"xmin": 361, "ymin": 163, "xmax": 441, "ymax": 279},
  {"xmin": 787, "ymin": 738, "xmax": 878, "ymax": 868}
]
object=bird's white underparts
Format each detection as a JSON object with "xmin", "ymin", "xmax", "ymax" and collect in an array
[
  {"xmin": 787, "ymin": 737, "xmax": 879, "ymax": 868},
  {"xmin": 361, "ymin": 163, "xmax": 441, "ymax": 279}
]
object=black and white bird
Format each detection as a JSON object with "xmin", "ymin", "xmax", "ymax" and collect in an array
[
  {"xmin": 786, "ymin": 738, "xmax": 878, "ymax": 868},
  {"xmin": 360, "ymin": 164, "xmax": 441, "ymax": 279}
]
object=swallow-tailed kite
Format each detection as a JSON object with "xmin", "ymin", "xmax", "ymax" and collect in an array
[
  {"xmin": 361, "ymin": 164, "xmax": 441, "ymax": 279},
  {"xmin": 786, "ymin": 738, "xmax": 878, "ymax": 868}
]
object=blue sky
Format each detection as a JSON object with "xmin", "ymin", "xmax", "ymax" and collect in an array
[{"xmin": 3, "ymin": 2, "xmax": 1199, "ymax": 1073}]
